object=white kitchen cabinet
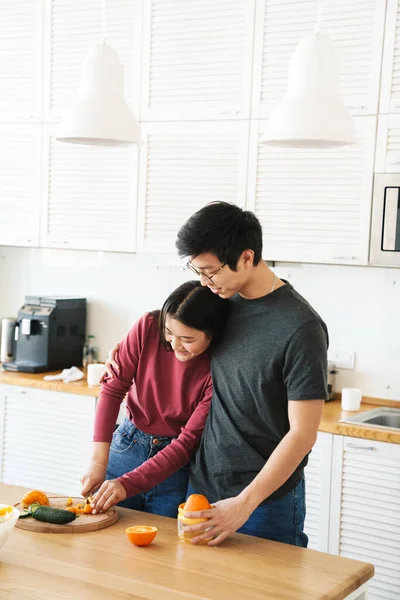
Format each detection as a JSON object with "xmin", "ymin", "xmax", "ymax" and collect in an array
[
  {"xmin": 246, "ymin": 117, "xmax": 376, "ymax": 265},
  {"xmin": 0, "ymin": 0, "xmax": 43, "ymax": 123},
  {"xmin": 137, "ymin": 121, "xmax": 249, "ymax": 253},
  {"xmin": 0, "ymin": 124, "xmax": 42, "ymax": 247},
  {"xmin": 379, "ymin": 0, "xmax": 400, "ymax": 114},
  {"xmin": 140, "ymin": 0, "xmax": 254, "ymax": 121},
  {"xmin": 329, "ymin": 436, "xmax": 400, "ymax": 600},
  {"xmin": 40, "ymin": 126, "xmax": 139, "ymax": 252},
  {"xmin": 304, "ymin": 431, "xmax": 333, "ymax": 552},
  {"xmin": 251, "ymin": 0, "xmax": 385, "ymax": 119},
  {"xmin": 43, "ymin": 0, "xmax": 142, "ymax": 121},
  {"xmin": 0, "ymin": 385, "xmax": 96, "ymax": 497},
  {"xmin": 375, "ymin": 114, "xmax": 400, "ymax": 174}
]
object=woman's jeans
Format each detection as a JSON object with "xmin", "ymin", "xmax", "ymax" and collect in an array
[
  {"xmin": 106, "ymin": 417, "xmax": 189, "ymax": 518},
  {"xmin": 187, "ymin": 478, "xmax": 308, "ymax": 547}
]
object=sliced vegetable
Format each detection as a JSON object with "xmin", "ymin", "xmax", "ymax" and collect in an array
[
  {"xmin": 18, "ymin": 509, "xmax": 31, "ymax": 519},
  {"xmin": 32, "ymin": 506, "xmax": 76, "ymax": 525},
  {"xmin": 20, "ymin": 490, "xmax": 49, "ymax": 509},
  {"xmin": 28, "ymin": 503, "xmax": 41, "ymax": 514}
]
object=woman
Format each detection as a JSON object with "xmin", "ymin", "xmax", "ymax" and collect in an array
[{"xmin": 81, "ymin": 281, "xmax": 228, "ymax": 518}]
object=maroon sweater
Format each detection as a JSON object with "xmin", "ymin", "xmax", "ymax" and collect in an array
[{"xmin": 93, "ymin": 312, "xmax": 212, "ymax": 497}]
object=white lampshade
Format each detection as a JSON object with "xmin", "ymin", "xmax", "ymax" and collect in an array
[
  {"xmin": 261, "ymin": 32, "xmax": 355, "ymax": 149},
  {"xmin": 56, "ymin": 43, "xmax": 140, "ymax": 147}
]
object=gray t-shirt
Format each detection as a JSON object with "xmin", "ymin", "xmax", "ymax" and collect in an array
[{"xmin": 190, "ymin": 281, "xmax": 329, "ymax": 503}]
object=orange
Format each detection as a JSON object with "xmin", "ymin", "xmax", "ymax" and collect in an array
[
  {"xmin": 184, "ymin": 493, "xmax": 212, "ymax": 512},
  {"xmin": 126, "ymin": 525, "xmax": 158, "ymax": 547}
]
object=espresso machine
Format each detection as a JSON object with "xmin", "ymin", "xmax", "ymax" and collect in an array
[{"xmin": 2, "ymin": 296, "xmax": 86, "ymax": 373}]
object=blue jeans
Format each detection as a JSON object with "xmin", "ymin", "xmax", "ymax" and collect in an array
[
  {"xmin": 187, "ymin": 478, "xmax": 308, "ymax": 547},
  {"xmin": 106, "ymin": 417, "xmax": 189, "ymax": 518}
]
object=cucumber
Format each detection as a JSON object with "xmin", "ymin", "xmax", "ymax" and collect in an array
[
  {"xmin": 18, "ymin": 509, "xmax": 31, "ymax": 519},
  {"xmin": 32, "ymin": 506, "xmax": 76, "ymax": 525}
]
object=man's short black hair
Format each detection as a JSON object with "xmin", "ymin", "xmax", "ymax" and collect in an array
[{"xmin": 176, "ymin": 202, "xmax": 263, "ymax": 270}]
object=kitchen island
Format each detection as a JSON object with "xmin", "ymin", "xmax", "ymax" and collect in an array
[{"xmin": 0, "ymin": 484, "xmax": 373, "ymax": 600}]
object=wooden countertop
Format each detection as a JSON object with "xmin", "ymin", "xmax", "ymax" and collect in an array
[
  {"xmin": 1, "ymin": 366, "xmax": 400, "ymax": 442},
  {"xmin": 0, "ymin": 365, "xmax": 99, "ymax": 396},
  {"xmin": 0, "ymin": 484, "xmax": 374, "ymax": 600}
]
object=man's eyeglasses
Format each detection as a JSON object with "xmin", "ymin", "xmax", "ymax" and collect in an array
[{"xmin": 186, "ymin": 261, "xmax": 227, "ymax": 283}]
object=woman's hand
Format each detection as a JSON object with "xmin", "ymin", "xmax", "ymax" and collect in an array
[
  {"xmin": 80, "ymin": 462, "xmax": 107, "ymax": 498},
  {"xmin": 90, "ymin": 479, "xmax": 127, "ymax": 514},
  {"xmin": 100, "ymin": 342, "xmax": 121, "ymax": 383}
]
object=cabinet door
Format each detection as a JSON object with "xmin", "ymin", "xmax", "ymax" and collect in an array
[
  {"xmin": 251, "ymin": 0, "xmax": 385, "ymax": 119},
  {"xmin": 246, "ymin": 117, "xmax": 376, "ymax": 265},
  {"xmin": 0, "ymin": 124, "xmax": 41, "ymax": 247},
  {"xmin": 40, "ymin": 126, "xmax": 139, "ymax": 252},
  {"xmin": 137, "ymin": 121, "xmax": 249, "ymax": 253},
  {"xmin": 0, "ymin": 0, "xmax": 43, "ymax": 123},
  {"xmin": 304, "ymin": 431, "xmax": 333, "ymax": 552},
  {"xmin": 43, "ymin": 0, "xmax": 142, "ymax": 121},
  {"xmin": 141, "ymin": 0, "xmax": 254, "ymax": 121},
  {"xmin": 330, "ymin": 436, "xmax": 400, "ymax": 600},
  {"xmin": 0, "ymin": 386, "xmax": 96, "ymax": 497},
  {"xmin": 379, "ymin": 0, "xmax": 400, "ymax": 114},
  {"xmin": 375, "ymin": 114, "xmax": 400, "ymax": 174}
]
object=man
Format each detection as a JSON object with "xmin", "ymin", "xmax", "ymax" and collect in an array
[{"xmin": 175, "ymin": 202, "xmax": 328, "ymax": 547}]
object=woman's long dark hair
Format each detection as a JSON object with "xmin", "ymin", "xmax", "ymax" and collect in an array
[{"xmin": 155, "ymin": 280, "xmax": 229, "ymax": 352}]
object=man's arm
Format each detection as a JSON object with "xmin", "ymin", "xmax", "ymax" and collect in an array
[{"xmin": 184, "ymin": 399, "xmax": 324, "ymax": 545}]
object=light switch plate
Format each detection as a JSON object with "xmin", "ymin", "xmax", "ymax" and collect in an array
[{"xmin": 333, "ymin": 352, "xmax": 355, "ymax": 370}]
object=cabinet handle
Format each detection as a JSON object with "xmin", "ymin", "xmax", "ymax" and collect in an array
[
  {"xmin": 345, "ymin": 443, "xmax": 376, "ymax": 451},
  {"xmin": 388, "ymin": 160, "xmax": 400, "ymax": 165},
  {"xmin": 346, "ymin": 103, "xmax": 366, "ymax": 110}
]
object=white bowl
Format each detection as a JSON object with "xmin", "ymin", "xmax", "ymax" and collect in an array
[{"xmin": 0, "ymin": 504, "xmax": 20, "ymax": 550}]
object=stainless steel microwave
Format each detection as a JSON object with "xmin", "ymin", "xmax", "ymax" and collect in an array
[{"xmin": 370, "ymin": 174, "xmax": 400, "ymax": 267}]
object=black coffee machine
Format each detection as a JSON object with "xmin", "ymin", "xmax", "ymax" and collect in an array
[{"xmin": 2, "ymin": 296, "xmax": 86, "ymax": 373}]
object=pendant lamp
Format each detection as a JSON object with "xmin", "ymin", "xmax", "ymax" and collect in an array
[
  {"xmin": 56, "ymin": 2, "xmax": 140, "ymax": 147},
  {"xmin": 261, "ymin": 3, "xmax": 355, "ymax": 149}
]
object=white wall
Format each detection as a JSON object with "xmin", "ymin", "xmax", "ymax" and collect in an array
[{"xmin": 1, "ymin": 245, "xmax": 399, "ymax": 401}]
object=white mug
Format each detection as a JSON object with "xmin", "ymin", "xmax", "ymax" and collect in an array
[
  {"xmin": 87, "ymin": 363, "xmax": 106, "ymax": 386},
  {"xmin": 341, "ymin": 388, "xmax": 362, "ymax": 411}
]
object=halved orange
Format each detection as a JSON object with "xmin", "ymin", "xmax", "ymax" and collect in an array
[
  {"xmin": 126, "ymin": 525, "xmax": 158, "ymax": 547},
  {"xmin": 184, "ymin": 493, "xmax": 212, "ymax": 512}
]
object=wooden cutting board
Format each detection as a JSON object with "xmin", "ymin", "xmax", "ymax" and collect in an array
[{"xmin": 14, "ymin": 496, "xmax": 119, "ymax": 533}]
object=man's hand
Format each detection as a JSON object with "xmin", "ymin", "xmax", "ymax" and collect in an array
[
  {"xmin": 100, "ymin": 342, "xmax": 121, "ymax": 383},
  {"xmin": 183, "ymin": 496, "xmax": 253, "ymax": 546},
  {"xmin": 90, "ymin": 479, "xmax": 127, "ymax": 514}
]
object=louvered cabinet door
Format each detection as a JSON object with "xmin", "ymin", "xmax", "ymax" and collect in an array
[
  {"xmin": 375, "ymin": 115, "xmax": 400, "ymax": 174},
  {"xmin": 0, "ymin": 386, "xmax": 96, "ymax": 497},
  {"xmin": 141, "ymin": 0, "xmax": 254, "ymax": 121},
  {"xmin": 0, "ymin": 125, "xmax": 41, "ymax": 247},
  {"xmin": 137, "ymin": 121, "xmax": 249, "ymax": 253},
  {"xmin": 0, "ymin": 0, "xmax": 43, "ymax": 122},
  {"xmin": 304, "ymin": 432, "xmax": 333, "ymax": 551},
  {"xmin": 41, "ymin": 128, "xmax": 138, "ymax": 251},
  {"xmin": 331, "ymin": 437, "xmax": 400, "ymax": 600},
  {"xmin": 247, "ymin": 117, "xmax": 376, "ymax": 265},
  {"xmin": 44, "ymin": 0, "xmax": 142, "ymax": 121},
  {"xmin": 380, "ymin": 0, "xmax": 400, "ymax": 114},
  {"xmin": 252, "ymin": 0, "xmax": 385, "ymax": 119}
]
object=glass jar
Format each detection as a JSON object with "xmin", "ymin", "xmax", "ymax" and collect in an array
[{"xmin": 177, "ymin": 503, "xmax": 213, "ymax": 544}]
